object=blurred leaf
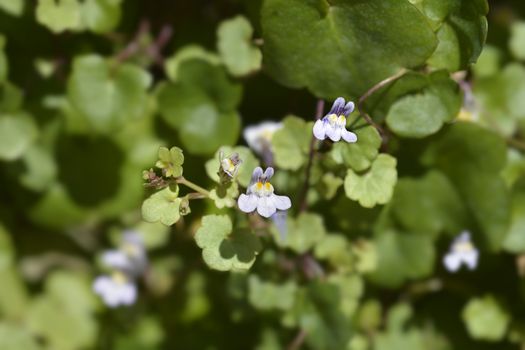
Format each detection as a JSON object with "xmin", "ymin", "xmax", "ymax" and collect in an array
[
  {"xmin": 248, "ymin": 275, "xmax": 297, "ymax": 311},
  {"xmin": 0, "ymin": 0, "xmax": 24, "ymax": 16},
  {"xmin": 36, "ymin": 0, "xmax": 82, "ymax": 33},
  {"xmin": 217, "ymin": 15, "xmax": 262, "ymax": 77},
  {"xmin": 0, "ymin": 323, "xmax": 41, "ymax": 350},
  {"xmin": 164, "ymin": 45, "xmax": 221, "ymax": 82},
  {"xmin": 314, "ymin": 234, "xmax": 353, "ymax": 271},
  {"xmin": 327, "ymin": 273, "xmax": 363, "ymax": 317},
  {"xmin": 272, "ymin": 115, "xmax": 312, "ymax": 171},
  {"xmin": 357, "ymin": 299, "xmax": 382, "ymax": 333},
  {"xmin": 19, "ymin": 145, "xmax": 57, "ymax": 191},
  {"xmin": 423, "ymin": 0, "xmax": 488, "ymax": 71},
  {"xmin": 370, "ymin": 228, "xmax": 435, "ymax": 288},
  {"xmin": 503, "ymin": 178, "xmax": 525, "ymax": 253},
  {"xmin": 0, "ymin": 112, "xmax": 37, "ymax": 161},
  {"xmin": 273, "ymin": 212, "xmax": 327, "ymax": 254},
  {"xmin": 330, "ymin": 125, "xmax": 381, "ymax": 172},
  {"xmin": 180, "ymin": 272, "xmax": 210, "ymax": 323},
  {"xmin": 67, "ymin": 55, "xmax": 152, "ymax": 133},
  {"xmin": 142, "ymin": 186, "xmax": 182, "ymax": 226},
  {"xmin": 28, "ymin": 271, "xmax": 97, "ymax": 350},
  {"xmin": 318, "ymin": 173, "xmax": 344, "ymax": 200},
  {"xmin": 390, "ymin": 171, "xmax": 468, "ymax": 236},
  {"xmin": 261, "ymin": 0, "xmax": 437, "ymax": 98},
  {"xmin": 462, "ymin": 295, "xmax": 510, "ymax": 341},
  {"xmin": 344, "ymin": 154, "xmax": 397, "ymax": 208},
  {"xmin": 205, "ymin": 146, "xmax": 259, "ymax": 187},
  {"xmin": 195, "ymin": 215, "xmax": 262, "ymax": 271},
  {"xmin": 115, "ymin": 317, "xmax": 164, "ymax": 350},
  {"xmin": 0, "ymin": 35, "xmax": 7, "ymax": 83},
  {"xmin": 510, "ymin": 21, "xmax": 525, "ymax": 61},
  {"xmin": 422, "ymin": 123, "xmax": 509, "ymax": 250},
  {"xmin": 157, "ymin": 60, "xmax": 242, "ymax": 155},
  {"xmin": 0, "ymin": 81, "xmax": 23, "ymax": 113},
  {"xmin": 81, "ymin": 0, "xmax": 122, "ymax": 34},
  {"xmin": 472, "ymin": 45, "xmax": 501, "ymax": 78}
]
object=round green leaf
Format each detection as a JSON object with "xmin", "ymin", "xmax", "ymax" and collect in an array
[
  {"xmin": 194, "ymin": 215, "xmax": 262, "ymax": 271},
  {"xmin": 330, "ymin": 125, "xmax": 381, "ymax": 171},
  {"xmin": 344, "ymin": 154, "xmax": 398, "ymax": 208},
  {"xmin": 462, "ymin": 295, "xmax": 510, "ymax": 342},
  {"xmin": 36, "ymin": 0, "xmax": 82, "ymax": 33},
  {"xmin": 272, "ymin": 115, "xmax": 312, "ymax": 171},
  {"xmin": 0, "ymin": 112, "xmax": 37, "ymax": 161},
  {"xmin": 273, "ymin": 212, "xmax": 327, "ymax": 254},
  {"xmin": 217, "ymin": 16, "xmax": 262, "ymax": 77},
  {"xmin": 261, "ymin": 0, "xmax": 438, "ymax": 98},
  {"xmin": 141, "ymin": 186, "xmax": 182, "ymax": 226}
]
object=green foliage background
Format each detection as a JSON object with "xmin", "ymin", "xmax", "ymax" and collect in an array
[{"xmin": 1, "ymin": 0, "xmax": 525, "ymax": 349}]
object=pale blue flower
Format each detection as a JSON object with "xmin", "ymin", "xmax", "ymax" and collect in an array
[
  {"xmin": 102, "ymin": 230, "xmax": 147, "ymax": 278},
  {"xmin": 313, "ymin": 97, "xmax": 357, "ymax": 142},
  {"xmin": 238, "ymin": 167, "xmax": 291, "ymax": 218},
  {"xmin": 243, "ymin": 121, "xmax": 283, "ymax": 155},
  {"xmin": 443, "ymin": 231, "xmax": 479, "ymax": 272},
  {"xmin": 93, "ymin": 272, "xmax": 137, "ymax": 308}
]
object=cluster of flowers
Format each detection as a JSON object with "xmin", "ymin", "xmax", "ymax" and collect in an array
[
  {"xmin": 94, "ymin": 97, "xmax": 480, "ymax": 307},
  {"xmin": 93, "ymin": 231, "xmax": 147, "ymax": 307}
]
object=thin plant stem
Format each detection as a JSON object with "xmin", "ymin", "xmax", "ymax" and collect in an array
[
  {"xmin": 287, "ymin": 329, "xmax": 307, "ymax": 350},
  {"xmin": 299, "ymin": 99, "xmax": 324, "ymax": 213},
  {"xmin": 356, "ymin": 68, "xmax": 408, "ymax": 137},
  {"xmin": 176, "ymin": 177, "xmax": 210, "ymax": 197},
  {"xmin": 507, "ymin": 137, "xmax": 525, "ymax": 152}
]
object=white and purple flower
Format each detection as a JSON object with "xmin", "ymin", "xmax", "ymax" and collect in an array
[
  {"xmin": 443, "ymin": 231, "xmax": 479, "ymax": 272},
  {"xmin": 313, "ymin": 97, "xmax": 357, "ymax": 143},
  {"xmin": 220, "ymin": 152, "xmax": 242, "ymax": 178},
  {"xmin": 93, "ymin": 231, "xmax": 147, "ymax": 308},
  {"xmin": 243, "ymin": 122, "xmax": 283, "ymax": 155},
  {"xmin": 93, "ymin": 271, "xmax": 137, "ymax": 308},
  {"xmin": 238, "ymin": 167, "xmax": 291, "ymax": 218}
]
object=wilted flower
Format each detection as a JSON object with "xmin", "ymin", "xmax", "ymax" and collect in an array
[
  {"xmin": 220, "ymin": 152, "xmax": 242, "ymax": 178},
  {"xmin": 93, "ymin": 231, "xmax": 147, "ymax": 307},
  {"xmin": 93, "ymin": 271, "xmax": 137, "ymax": 308},
  {"xmin": 313, "ymin": 97, "xmax": 357, "ymax": 143},
  {"xmin": 238, "ymin": 167, "xmax": 291, "ymax": 218},
  {"xmin": 443, "ymin": 231, "xmax": 479, "ymax": 272},
  {"xmin": 243, "ymin": 122, "xmax": 283, "ymax": 164}
]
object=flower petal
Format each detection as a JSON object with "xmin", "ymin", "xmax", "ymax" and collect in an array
[
  {"xmin": 119, "ymin": 283, "xmax": 138, "ymax": 305},
  {"xmin": 238, "ymin": 194, "xmax": 258, "ymax": 213},
  {"xmin": 343, "ymin": 101, "xmax": 355, "ymax": 116},
  {"xmin": 250, "ymin": 167, "xmax": 264, "ymax": 184},
  {"xmin": 443, "ymin": 252, "xmax": 461, "ymax": 272},
  {"xmin": 341, "ymin": 129, "xmax": 358, "ymax": 143},
  {"xmin": 93, "ymin": 275, "xmax": 112, "ymax": 294},
  {"xmin": 256, "ymin": 196, "xmax": 277, "ymax": 218},
  {"xmin": 329, "ymin": 97, "xmax": 346, "ymax": 115},
  {"xmin": 313, "ymin": 119, "xmax": 327, "ymax": 140},
  {"xmin": 326, "ymin": 126, "xmax": 342, "ymax": 142},
  {"xmin": 462, "ymin": 250, "xmax": 479, "ymax": 270},
  {"xmin": 263, "ymin": 167, "xmax": 274, "ymax": 180},
  {"xmin": 101, "ymin": 251, "xmax": 130, "ymax": 270},
  {"xmin": 272, "ymin": 194, "xmax": 291, "ymax": 210}
]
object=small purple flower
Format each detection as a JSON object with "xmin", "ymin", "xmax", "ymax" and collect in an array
[
  {"xmin": 238, "ymin": 167, "xmax": 291, "ymax": 218},
  {"xmin": 443, "ymin": 231, "xmax": 479, "ymax": 272},
  {"xmin": 313, "ymin": 97, "xmax": 357, "ymax": 143},
  {"xmin": 93, "ymin": 272, "xmax": 137, "ymax": 308}
]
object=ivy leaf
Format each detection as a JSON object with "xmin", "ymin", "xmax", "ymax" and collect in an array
[
  {"xmin": 0, "ymin": 323, "xmax": 41, "ymax": 350},
  {"xmin": 0, "ymin": 0, "xmax": 24, "ymax": 17},
  {"xmin": 370, "ymin": 228, "xmax": 435, "ymax": 288},
  {"xmin": 261, "ymin": 0, "xmax": 437, "ymax": 98},
  {"xmin": 155, "ymin": 146, "xmax": 184, "ymax": 178},
  {"xmin": 36, "ymin": 0, "xmax": 82, "ymax": 33},
  {"xmin": 330, "ymin": 125, "xmax": 381, "ymax": 172},
  {"xmin": 462, "ymin": 295, "xmax": 510, "ymax": 342},
  {"xmin": 217, "ymin": 16, "xmax": 262, "ymax": 77},
  {"xmin": 194, "ymin": 215, "xmax": 262, "ymax": 271},
  {"xmin": 272, "ymin": 115, "xmax": 312, "ymax": 171},
  {"xmin": 67, "ymin": 55, "xmax": 152, "ymax": 133},
  {"xmin": 422, "ymin": 0, "xmax": 489, "ymax": 71},
  {"xmin": 422, "ymin": 123, "xmax": 509, "ymax": 250},
  {"xmin": 510, "ymin": 22, "xmax": 525, "ymax": 61},
  {"xmin": 0, "ymin": 35, "xmax": 7, "ymax": 83},
  {"xmin": 81, "ymin": 0, "xmax": 122, "ymax": 34},
  {"xmin": 318, "ymin": 173, "xmax": 344, "ymax": 200},
  {"xmin": 209, "ymin": 183, "xmax": 239, "ymax": 209},
  {"xmin": 385, "ymin": 71, "xmax": 462, "ymax": 138},
  {"xmin": 344, "ymin": 154, "xmax": 398, "ymax": 208},
  {"xmin": 503, "ymin": 178, "xmax": 525, "ymax": 253},
  {"xmin": 204, "ymin": 146, "xmax": 260, "ymax": 187},
  {"xmin": 0, "ymin": 112, "xmax": 37, "ymax": 161},
  {"xmin": 390, "ymin": 171, "xmax": 468, "ymax": 236},
  {"xmin": 157, "ymin": 60, "xmax": 242, "ymax": 155},
  {"xmin": 141, "ymin": 186, "xmax": 182, "ymax": 226},
  {"xmin": 164, "ymin": 45, "xmax": 221, "ymax": 82},
  {"xmin": 314, "ymin": 234, "xmax": 353, "ymax": 272},
  {"xmin": 273, "ymin": 212, "xmax": 327, "ymax": 254},
  {"xmin": 248, "ymin": 275, "xmax": 297, "ymax": 311}
]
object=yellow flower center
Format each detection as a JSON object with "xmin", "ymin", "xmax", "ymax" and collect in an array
[
  {"xmin": 111, "ymin": 271, "xmax": 128, "ymax": 285},
  {"xmin": 454, "ymin": 241, "xmax": 474, "ymax": 253}
]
